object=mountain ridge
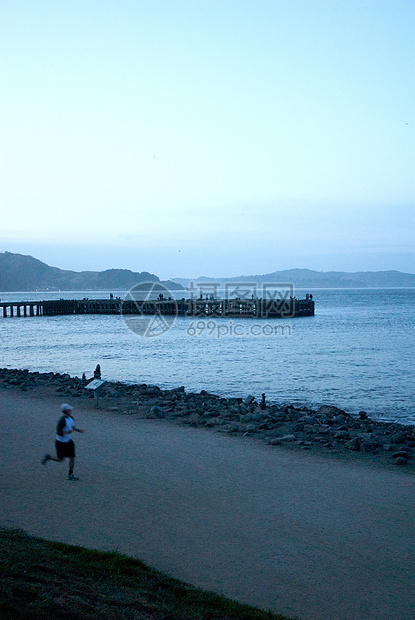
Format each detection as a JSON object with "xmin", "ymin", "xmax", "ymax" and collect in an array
[
  {"xmin": 0, "ymin": 252, "xmax": 183, "ymax": 292},
  {"xmin": 173, "ymin": 267, "xmax": 415, "ymax": 288},
  {"xmin": 1, "ymin": 252, "xmax": 414, "ymax": 291}
]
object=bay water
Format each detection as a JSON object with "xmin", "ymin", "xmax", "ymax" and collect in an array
[{"xmin": 1, "ymin": 288, "xmax": 414, "ymax": 425}]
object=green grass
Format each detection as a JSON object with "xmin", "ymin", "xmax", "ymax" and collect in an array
[{"xmin": 0, "ymin": 528, "xmax": 295, "ymax": 620}]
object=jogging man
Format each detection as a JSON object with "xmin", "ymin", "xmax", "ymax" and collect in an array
[{"xmin": 42, "ymin": 403, "xmax": 85, "ymax": 480}]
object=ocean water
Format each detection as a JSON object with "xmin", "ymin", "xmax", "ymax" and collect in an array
[{"xmin": 1, "ymin": 288, "xmax": 414, "ymax": 425}]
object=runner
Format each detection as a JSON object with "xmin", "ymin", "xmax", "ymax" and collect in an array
[{"xmin": 42, "ymin": 403, "xmax": 85, "ymax": 480}]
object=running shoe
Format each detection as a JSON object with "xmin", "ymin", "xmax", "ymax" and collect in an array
[{"xmin": 67, "ymin": 474, "xmax": 79, "ymax": 481}]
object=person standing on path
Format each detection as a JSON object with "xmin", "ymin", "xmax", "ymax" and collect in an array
[{"xmin": 42, "ymin": 403, "xmax": 85, "ymax": 480}]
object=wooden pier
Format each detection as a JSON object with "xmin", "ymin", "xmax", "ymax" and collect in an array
[{"xmin": 0, "ymin": 297, "xmax": 314, "ymax": 319}]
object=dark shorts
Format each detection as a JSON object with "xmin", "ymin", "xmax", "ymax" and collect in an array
[{"xmin": 55, "ymin": 439, "xmax": 75, "ymax": 459}]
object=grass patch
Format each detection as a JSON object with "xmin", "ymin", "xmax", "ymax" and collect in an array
[{"xmin": 0, "ymin": 528, "xmax": 294, "ymax": 619}]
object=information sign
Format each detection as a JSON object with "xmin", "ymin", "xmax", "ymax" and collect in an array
[
  {"xmin": 85, "ymin": 379, "xmax": 107, "ymax": 408},
  {"xmin": 85, "ymin": 379, "xmax": 106, "ymax": 390}
]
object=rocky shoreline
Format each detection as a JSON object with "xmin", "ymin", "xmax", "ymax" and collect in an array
[{"xmin": 1, "ymin": 367, "xmax": 414, "ymax": 471}]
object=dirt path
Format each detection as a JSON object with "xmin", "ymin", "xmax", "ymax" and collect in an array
[{"xmin": 0, "ymin": 388, "xmax": 414, "ymax": 620}]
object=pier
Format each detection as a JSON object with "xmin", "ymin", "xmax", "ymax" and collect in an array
[{"xmin": 0, "ymin": 297, "xmax": 314, "ymax": 319}]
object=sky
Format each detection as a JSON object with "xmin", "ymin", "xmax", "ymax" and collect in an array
[{"xmin": 1, "ymin": 0, "xmax": 414, "ymax": 279}]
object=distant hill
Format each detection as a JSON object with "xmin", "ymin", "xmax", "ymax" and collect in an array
[
  {"xmin": 0, "ymin": 252, "xmax": 184, "ymax": 292},
  {"xmin": 2, "ymin": 252, "xmax": 414, "ymax": 291},
  {"xmin": 174, "ymin": 268, "xmax": 415, "ymax": 289}
]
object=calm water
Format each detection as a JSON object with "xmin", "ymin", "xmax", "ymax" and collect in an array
[{"xmin": 1, "ymin": 288, "xmax": 414, "ymax": 425}]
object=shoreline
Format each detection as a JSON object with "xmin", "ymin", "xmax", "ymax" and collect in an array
[
  {"xmin": 1, "ymin": 372, "xmax": 414, "ymax": 619},
  {"xmin": 1, "ymin": 367, "xmax": 414, "ymax": 472}
]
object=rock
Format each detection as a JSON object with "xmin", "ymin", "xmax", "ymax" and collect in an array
[
  {"xmin": 244, "ymin": 395, "xmax": 256, "ymax": 405},
  {"xmin": 301, "ymin": 415, "xmax": 316, "ymax": 425},
  {"xmin": 204, "ymin": 409, "xmax": 221, "ymax": 418},
  {"xmin": 148, "ymin": 405, "xmax": 164, "ymax": 418},
  {"xmin": 334, "ymin": 431, "xmax": 351, "ymax": 440},
  {"xmin": 345, "ymin": 437, "xmax": 361, "ymax": 451},
  {"xmin": 358, "ymin": 411, "xmax": 368, "ymax": 420},
  {"xmin": 391, "ymin": 432, "xmax": 407, "ymax": 444},
  {"xmin": 394, "ymin": 457, "xmax": 408, "ymax": 466},
  {"xmin": 293, "ymin": 423, "xmax": 305, "ymax": 432},
  {"xmin": 258, "ymin": 422, "xmax": 273, "ymax": 430},
  {"xmin": 200, "ymin": 389, "xmax": 213, "ymax": 397},
  {"xmin": 317, "ymin": 405, "xmax": 347, "ymax": 417},
  {"xmin": 336, "ymin": 414, "xmax": 352, "ymax": 425},
  {"xmin": 227, "ymin": 423, "xmax": 242, "ymax": 433},
  {"xmin": 317, "ymin": 425, "xmax": 330, "ymax": 434},
  {"xmin": 105, "ymin": 387, "xmax": 119, "ymax": 397},
  {"xmin": 393, "ymin": 450, "xmax": 409, "ymax": 460},
  {"xmin": 362, "ymin": 440, "xmax": 381, "ymax": 454},
  {"xmin": 170, "ymin": 407, "xmax": 188, "ymax": 417},
  {"xmin": 268, "ymin": 434, "xmax": 296, "ymax": 445},
  {"xmin": 244, "ymin": 424, "xmax": 257, "ymax": 433},
  {"xmin": 241, "ymin": 413, "xmax": 255, "ymax": 422},
  {"xmin": 203, "ymin": 419, "xmax": 217, "ymax": 427}
]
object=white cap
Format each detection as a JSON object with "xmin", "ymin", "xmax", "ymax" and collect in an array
[{"xmin": 60, "ymin": 403, "xmax": 73, "ymax": 412}]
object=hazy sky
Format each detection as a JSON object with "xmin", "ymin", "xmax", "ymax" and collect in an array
[{"xmin": 1, "ymin": 0, "xmax": 414, "ymax": 278}]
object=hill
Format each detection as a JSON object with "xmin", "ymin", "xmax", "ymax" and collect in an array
[
  {"xmin": 2, "ymin": 252, "xmax": 414, "ymax": 291},
  {"xmin": 174, "ymin": 268, "xmax": 415, "ymax": 288},
  {"xmin": 0, "ymin": 528, "xmax": 287, "ymax": 620},
  {"xmin": 0, "ymin": 252, "xmax": 183, "ymax": 292}
]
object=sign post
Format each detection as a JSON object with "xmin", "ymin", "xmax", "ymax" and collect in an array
[{"xmin": 85, "ymin": 379, "xmax": 107, "ymax": 408}]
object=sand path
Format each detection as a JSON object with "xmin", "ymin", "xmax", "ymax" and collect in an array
[{"xmin": 0, "ymin": 389, "xmax": 414, "ymax": 620}]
